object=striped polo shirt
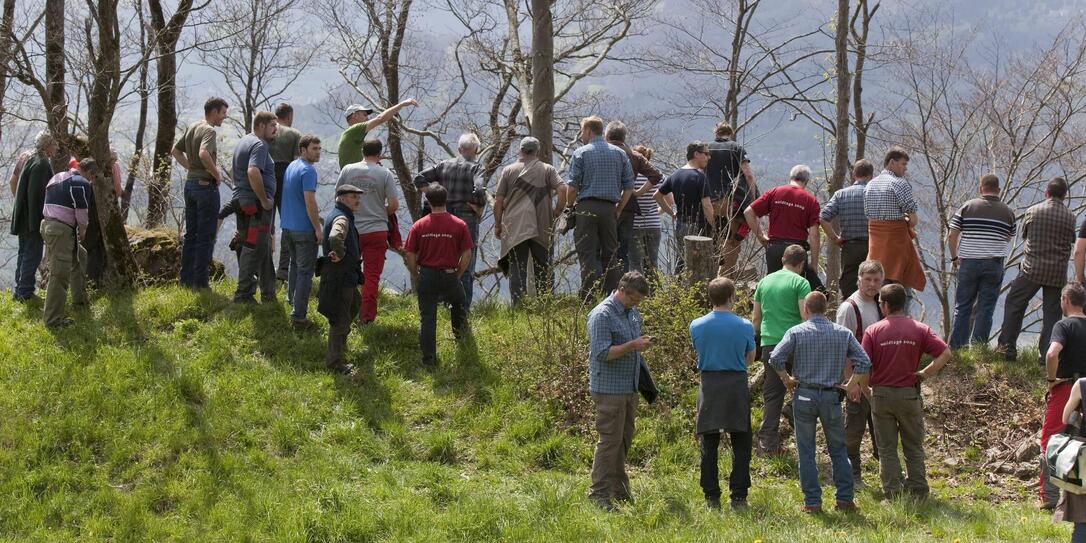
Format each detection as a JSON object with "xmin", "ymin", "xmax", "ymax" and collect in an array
[
  {"xmin": 949, "ymin": 195, "xmax": 1016, "ymax": 259},
  {"xmin": 633, "ymin": 174, "xmax": 661, "ymax": 230}
]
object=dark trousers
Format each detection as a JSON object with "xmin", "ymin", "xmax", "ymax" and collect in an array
[
  {"xmin": 616, "ymin": 208, "xmax": 635, "ymax": 273},
  {"xmin": 14, "ymin": 230, "xmax": 44, "ymax": 299},
  {"xmin": 234, "ymin": 202, "xmax": 276, "ymax": 302},
  {"xmin": 180, "ymin": 179, "xmax": 221, "ymax": 288},
  {"xmin": 275, "ymin": 161, "xmax": 291, "ymax": 278},
  {"xmin": 757, "ymin": 352, "xmax": 792, "ymax": 453},
  {"xmin": 574, "ymin": 199, "xmax": 620, "ymax": 299},
  {"xmin": 949, "ymin": 258, "xmax": 1005, "ymax": 349},
  {"xmin": 844, "ymin": 394, "xmax": 871, "ymax": 479},
  {"xmin": 325, "ymin": 285, "xmax": 361, "ymax": 369},
  {"xmin": 417, "ymin": 267, "xmax": 468, "ymax": 363},
  {"xmin": 700, "ymin": 431, "xmax": 752, "ymax": 501},
  {"xmin": 450, "ymin": 209, "xmax": 479, "ymax": 307},
  {"xmin": 508, "ymin": 239, "xmax": 551, "ymax": 305},
  {"xmin": 997, "ymin": 274, "xmax": 1062, "ymax": 359},
  {"xmin": 765, "ymin": 240, "xmax": 825, "ymax": 292},
  {"xmin": 839, "ymin": 239, "xmax": 868, "ymax": 299}
]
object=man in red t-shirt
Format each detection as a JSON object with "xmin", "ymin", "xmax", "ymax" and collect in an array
[
  {"xmin": 861, "ymin": 284, "xmax": 951, "ymax": 498},
  {"xmin": 405, "ymin": 183, "xmax": 475, "ymax": 368},
  {"xmin": 743, "ymin": 164, "xmax": 823, "ymax": 290}
]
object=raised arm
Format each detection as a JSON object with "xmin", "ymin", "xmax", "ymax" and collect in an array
[{"xmin": 367, "ymin": 99, "xmax": 418, "ymax": 131}]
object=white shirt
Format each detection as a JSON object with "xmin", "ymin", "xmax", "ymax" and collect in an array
[{"xmin": 836, "ymin": 291, "xmax": 882, "ymax": 338}]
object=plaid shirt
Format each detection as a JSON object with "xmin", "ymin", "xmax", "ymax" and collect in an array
[
  {"xmin": 864, "ymin": 170, "xmax": 916, "ymax": 221},
  {"xmin": 1019, "ymin": 198, "xmax": 1076, "ymax": 287},
  {"xmin": 587, "ymin": 295, "xmax": 643, "ymax": 394},
  {"xmin": 568, "ymin": 136, "xmax": 634, "ymax": 203},
  {"xmin": 820, "ymin": 180, "xmax": 869, "ymax": 240},
  {"xmin": 769, "ymin": 315, "xmax": 870, "ymax": 388},
  {"xmin": 414, "ymin": 155, "xmax": 486, "ymax": 214}
]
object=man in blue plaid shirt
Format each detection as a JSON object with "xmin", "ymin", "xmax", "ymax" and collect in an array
[
  {"xmin": 586, "ymin": 271, "xmax": 653, "ymax": 511},
  {"xmin": 565, "ymin": 116, "xmax": 635, "ymax": 300},
  {"xmin": 819, "ymin": 159, "xmax": 875, "ymax": 299},
  {"xmin": 769, "ymin": 291, "xmax": 870, "ymax": 513}
]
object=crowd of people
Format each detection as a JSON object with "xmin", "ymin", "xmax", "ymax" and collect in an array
[{"xmin": 8, "ymin": 98, "xmax": 1086, "ymax": 537}]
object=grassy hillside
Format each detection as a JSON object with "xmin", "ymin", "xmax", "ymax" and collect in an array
[{"xmin": 0, "ymin": 283, "xmax": 1069, "ymax": 542}]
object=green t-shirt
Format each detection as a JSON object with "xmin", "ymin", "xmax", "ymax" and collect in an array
[
  {"xmin": 173, "ymin": 120, "xmax": 217, "ymax": 181},
  {"xmin": 337, "ymin": 122, "xmax": 368, "ymax": 168},
  {"xmin": 268, "ymin": 124, "xmax": 302, "ymax": 163},
  {"xmin": 753, "ymin": 268, "xmax": 811, "ymax": 346}
]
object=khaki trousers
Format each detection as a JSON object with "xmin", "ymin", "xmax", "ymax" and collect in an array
[
  {"xmin": 41, "ymin": 219, "xmax": 87, "ymax": 326},
  {"xmin": 589, "ymin": 392, "xmax": 639, "ymax": 501},
  {"xmin": 871, "ymin": 385, "xmax": 928, "ymax": 496}
]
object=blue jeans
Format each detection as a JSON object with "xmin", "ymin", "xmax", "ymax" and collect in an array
[
  {"xmin": 1073, "ymin": 522, "xmax": 1086, "ymax": 543},
  {"xmin": 180, "ymin": 179, "xmax": 221, "ymax": 288},
  {"xmin": 793, "ymin": 387, "xmax": 854, "ymax": 507},
  {"xmin": 283, "ymin": 229, "xmax": 318, "ymax": 321},
  {"xmin": 451, "ymin": 209, "xmax": 478, "ymax": 307},
  {"xmin": 14, "ymin": 230, "xmax": 44, "ymax": 299},
  {"xmin": 949, "ymin": 258, "xmax": 1004, "ymax": 349}
]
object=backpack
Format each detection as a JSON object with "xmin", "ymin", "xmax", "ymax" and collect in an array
[{"xmin": 1046, "ymin": 379, "xmax": 1086, "ymax": 494}]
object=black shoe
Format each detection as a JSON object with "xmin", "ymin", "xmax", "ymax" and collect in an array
[
  {"xmin": 46, "ymin": 318, "xmax": 74, "ymax": 328},
  {"xmin": 592, "ymin": 498, "xmax": 616, "ymax": 512},
  {"xmin": 326, "ymin": 362, "xmax": 354, "ymax": 375},
  {"xmin": 421, "ymin": 358, "xmax": 438, "ymax": 370},
  {"xmin": 13, "ymin": 294, "xmax": 39, "ymax": 303},
  {"xmin": 233, "ymin": 296, "xmax": 257, "ymax": 305},
  {"xmin": 706, "ymin": 497, "xmax": 721, "ymax": 510},
  {"xmin": 730, "ymin": 499, "xmax": 749, "ymax": 510}
]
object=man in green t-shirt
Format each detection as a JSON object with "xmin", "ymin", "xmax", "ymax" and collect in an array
[
  {"xmin": 337, "ymin": 99, "xmax": 419, "ymax": 168},
  {"xmin": 753, "ymin": 244, "xmax": 812, "ymax": 455},
  {"xmin": 172, "ymin": 96, "xmax": 228, "ymax": 289}
]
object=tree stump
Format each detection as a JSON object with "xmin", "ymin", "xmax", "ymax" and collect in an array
[{"xmin": 682, "ymin": 235, "xmax": 716, "ymax": 286}]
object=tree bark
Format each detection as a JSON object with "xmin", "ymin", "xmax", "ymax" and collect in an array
[
  {"xmin": 146, "ymin": 0, "xmax": 195, "ymax": 227},
  {"xmin": 44, "ymin": 0, "xmax": 71, "ymax": 171},
  {"xmin": 122, "ymin": 6, "xmax": 151, "ymax": 221},
  {"xmin": 529, "ymin": 0, "xmax": 554, "ymax": 163},
  {"xmin": 0, "ymin": 0, "xmax": 16, "ymax": 148},
  {"xmin": 826, "ymin": 0, "xmax": 851, "ymax": 295},
  {"xmin": 850, "ymin": 0, "xmax": 877, "ymax": 160},
  {"xmin": 682, "ymin": 235, "xmax": 716, "ymax": 286}
]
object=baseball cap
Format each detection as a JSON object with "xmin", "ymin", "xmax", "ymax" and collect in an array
[{"xmin": 344, "ymin": 104, "xmax": 375, "ymax": 118}]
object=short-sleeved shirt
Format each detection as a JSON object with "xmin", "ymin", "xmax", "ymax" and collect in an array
[
  {"xmin": 748, "ymin": 183, "xmax": 820, "ymax": 241},
  {"xmin": 690, "ymin": 310, "xmax": 755, "ymax": 372},
  {"xmin": 232, "ymin": 133, "xmax": 276, "ymax": 202},
  {"xmin": 836, "ymin": 292, "xmax": 882, "ymax": 339},
  {"xmin": 1051, "ymin": 316, "xmax": 1086, "ymax": 378},
  {"xmin": 705, "ymin": 138, "xmax": 749, "ymax": 201},
  {"xmin": 1020, "ymin": 198, "xmax": 1075, "ymax": 287},
  {"xmin": 336, "ymin": 161, "xmax": 399, "ymax": 234},
  {"xmin": 658, "ymin": 167, "xmax": 708, "ymax": 225},
  {"xmin": 861, "ymin": 315, "xmax": 948, "ymax": 387},
  {"xmin": 268, "ymin": 125, "xmax": 302, "ymax": 163},
  {"xmin": 174, "ymin": 120, "xmax": 217, "ymax": 182},
  {"xmin": 337, "ymin": 122, "xmax": 368, "ymax": 168},
  {"xmin": 754, "ymin": 268, "xmax": 811, "ymax": 345},
  {"xmin": 279, "ymin": 158, "xmax": 318, "ymax": 232},
  {"xmin": 820, "ymin": 180, "xmax": 869, "ymax": 241},
  {"xmin": 865, "ymin": 170, "xmax": 916, "ymax": 221},
  {"xmin": 949, "ymin": 195, "xmax": 1016, "ymax": 259},
  {"xmin": 404, "ymin": 211, "xmax": 474, "ymax": 269}
]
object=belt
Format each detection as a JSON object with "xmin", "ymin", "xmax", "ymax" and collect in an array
[
  {"xmin": 960, "ymin": 256, "xmax": 1004, "ymax": 262},
  {"xmin": 798, "ymin": 383, "xmax": 841, "ymax": 392},
  {"xmin": 421, "ymin": 265, "xmax": 458, "ymax": 274},
  {"xmin": 843, "ymin": 238, "xmax": 869, "ymax": 243},
  {"xmin": 43, "ymin": 217, "xmax": 77, "ymax": 229},
  {"xmin": 580, "ymin": 197, "xmax": 618, "ymax": 204}
]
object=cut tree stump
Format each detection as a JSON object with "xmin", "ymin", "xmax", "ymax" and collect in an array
[{"xmin": 682, "ymin": 235, "xmax": 716, "ymax": 286}]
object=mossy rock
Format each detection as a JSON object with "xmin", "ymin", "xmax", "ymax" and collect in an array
[{"xmin": 124, "ymin": 225, "xmax": 224, "ymax": 285}]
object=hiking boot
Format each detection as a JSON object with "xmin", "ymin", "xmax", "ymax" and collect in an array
[
  {"xmin": 46, "ymin": 318, "xmax": 74, "ymax": 328},
  {"xmin": 835, "ymin": 500, "xmax": 859, "ymax": 512},
  {"xmin": 705, "ymin": 497, "xmax": 721, "ymax": 510},
  {"xmin": 233, "ymin": 296, "xmax": 257, "ymax": 305},
  {"xmin": 291, "ymin": 319, "xmax": 316, "ymax": 331},
  {"xmin": 995, "ymin": 344, "xmax": 1017, "ymax": 362},
  {"xmin": 801, "ymin": 505, "xmax": 822, "ymax": 514},
  {"xmin": 730, "ymin": 499, "xmax": 749, "ymax": 510}
]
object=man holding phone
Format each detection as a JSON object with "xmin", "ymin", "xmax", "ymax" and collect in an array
[{"xmin": 586, "ymin": 271, "xmax": 653, "ymax": 511}]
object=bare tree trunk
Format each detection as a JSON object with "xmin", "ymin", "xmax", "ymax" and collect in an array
[
  {"xmin": 0, "ymin": 0, "xmax": 16, "ymax": 148},
  {"xmin": 826, "ymin": 0, "xmax": 851, "ymax": 292},
  {"xmin": 123, "ymin": 7, "xmax": 151, "ymax": 220},
  {"xmin": 850, "ymin": 0, "xmax": 878, "ymax": 160},
  {"xmin": 146, "ymin": 0, "xmax": 195, "ymax": 227},
  {"xmin": 86, "ymin": 0, "xmax": 137, "ymax": 287},
  {"xmin": 45, "ymin": 0, "xmax": 71, "ymax": 170},
  {"xmin": 530, "ymin": 0, "xmax": 554, "ymax": 162}
]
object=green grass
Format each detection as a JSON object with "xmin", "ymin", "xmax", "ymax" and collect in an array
[{"xmin": 0, "ymin": 283, "xmax": 1069, "ymax": 542}]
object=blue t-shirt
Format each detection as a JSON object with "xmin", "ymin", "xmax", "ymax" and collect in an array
[
  {"xmin": 690, "ymin": 310, "xmax": 756, "ymax": 372},
  {"xmin": 658, "ymin": 167, "xmax": 708, "ymax": 225},
  {"xmin": 280, "ymin": 158, "xmax": 318, "ymax": 232}
]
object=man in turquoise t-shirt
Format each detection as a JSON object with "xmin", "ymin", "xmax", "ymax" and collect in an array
[
  {"xmin": 753, "ymin": 244, "xmax": 812, "ymax": 455},
  {"xmin": 337, "ymin": 99, "xmax": 419, "ymax": 168}
]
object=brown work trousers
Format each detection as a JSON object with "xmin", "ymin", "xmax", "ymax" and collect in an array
[
  {"xmin": 588, "ymin": 392, "xmax": 639, "ymax": 501},
  {"xmin": 844, "ymin": 394, "xmax": 872, "ymax": 480},
  {"xmin": 871, "ymin": 385, "xmax": 928, "ymax": 497}
]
